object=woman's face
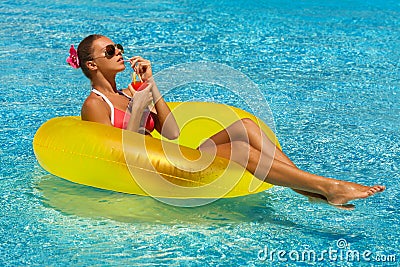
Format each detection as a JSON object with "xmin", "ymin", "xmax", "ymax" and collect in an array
[{"xmin": 91, "ymin": 36, "xmax": 126, "ymax": 75}]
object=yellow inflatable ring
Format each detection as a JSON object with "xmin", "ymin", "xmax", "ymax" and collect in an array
[{"xmin": 33, "ymin": 102, "xmax": 279, "ymax": 199}]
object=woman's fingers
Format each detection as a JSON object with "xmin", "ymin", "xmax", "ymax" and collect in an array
[
  {"xmin": 135, "ymin": 61, "xmax": 151, "ymax": 74},
  {"xmin": 129, "ymin": 56, "xmax": 152, "ymax": 80},
  {"xmin": 129, "ymin": 56, "xmax": 146, "ymax": 69},
  {"xmin": 147, "ymin": 91, "xmax": 153, "ymax": 106},
  {"xmin": 137, "ymin": 83, "xmax": 153, "ymax": 101}
]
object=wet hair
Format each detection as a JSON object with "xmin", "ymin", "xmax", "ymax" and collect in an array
[{"xmin": 77, "ymin": 34, "xmax": 104, "ymax": 79}]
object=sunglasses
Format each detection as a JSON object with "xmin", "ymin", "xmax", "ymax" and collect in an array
[{"xmin": 92, "ymin": 44, "xmax": 124, "ymax": 60}]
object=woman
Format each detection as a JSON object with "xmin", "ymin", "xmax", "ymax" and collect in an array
[{"xmin": 71, "ymin": 34, "xmax": 385, "ymax": 207}]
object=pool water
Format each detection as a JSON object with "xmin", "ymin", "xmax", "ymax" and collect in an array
[{"xmin": 1, "ymin": 0, "xmax": 399, "ymax": 266}]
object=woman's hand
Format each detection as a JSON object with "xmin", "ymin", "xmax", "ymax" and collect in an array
[
  {"xmin": 128, "ymin": 57, "xmax": 180, "ymax": 139},
  {"xmin": 128, "ymin": 82, "xmax": 153, "ymax": 109},
  {"xmin": 125, "ymin": 82, "xmax": 153, "ymax": 132},
  {"xmin": 129, "ymin": 56, "xmax": 152, "ymax": 81}
]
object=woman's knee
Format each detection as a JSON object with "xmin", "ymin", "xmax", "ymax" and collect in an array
[
  {"xmin": 241, "ymin": 118, "xmax": 261, "ymax": 136},
  {"xmin": 227, "ymin": 118, "xmax": 257, "ymax": 141},
  {"xmin": 241, "ymin": 118, "xmax": 257, "ymax": 129}
]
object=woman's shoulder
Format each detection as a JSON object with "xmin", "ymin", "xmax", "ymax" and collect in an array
[
  {"xmin": 81, "ymin": 93, "xmax": 112, "ymax": 125},
  {"xmin": 82, "ymin": 93, "xmax": 104, "ymax": 109},
  {"xmin": 81, "ymin": 93, "xmax": 111, "ymax": 116}
]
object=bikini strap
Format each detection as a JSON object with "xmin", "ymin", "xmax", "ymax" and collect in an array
[
  {"xmin": 118, "ymin": 90, "xmax": 132, "ymax": 99},
  {"xmin": 91, "ymin": 88, "xmax": 115, "ymax": 126}
]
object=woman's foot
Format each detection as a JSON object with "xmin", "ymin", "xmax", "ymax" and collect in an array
[
  {"xmin": 325, "ymin": 182, "xmax": 385, "ymax": 205},
  {"xmin": 295, "ymin": 189, "xmax": 355, "ymax": 210},
  {"xmin": 307, "ymin": 196, "xmax": 356, "ymax": 210},
  {"xmin": 293, "ymin": 189, "xmax": 327, "ymax": 201}
]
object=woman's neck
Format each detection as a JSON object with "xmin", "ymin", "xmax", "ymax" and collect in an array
[{"xmin": 91, "ymin": 75, "xmax": 118, "ymax": 94}]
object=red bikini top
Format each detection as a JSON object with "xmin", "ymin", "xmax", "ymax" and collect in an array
[{"xmin": 91, "ymin": 88, "xmax": 155, "ymax": 132}]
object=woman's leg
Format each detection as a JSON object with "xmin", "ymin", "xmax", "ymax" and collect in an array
[
  {"xmin": 199, "ymin": 119, "xmax": 275, "ymax": 156},
  {"xmin": 199, "ymin": 140, "xmax": 385, "ymax": 205},
  {"xmin": 198, "ymin": 118, "xmax": 297, "ymax": 166},
  {"xmin": 198, "ymin": 119, "xmax": 326, "ymax": 199}
]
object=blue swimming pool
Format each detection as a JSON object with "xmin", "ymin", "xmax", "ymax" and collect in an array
[{"xmin": 1, "ymin": 0, "xmax": 399, "ymax": 266}]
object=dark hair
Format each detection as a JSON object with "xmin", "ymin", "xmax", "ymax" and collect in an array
[{"xmin": 77, "ymin": 34, "xmax": 104, "ymax": 79}]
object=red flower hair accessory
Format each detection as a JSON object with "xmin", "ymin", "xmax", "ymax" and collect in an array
[{"xmin": 66, "ymin": 45, "xmax": 80, "ymax": 69}]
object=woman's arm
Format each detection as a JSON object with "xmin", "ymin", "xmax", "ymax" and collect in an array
[
  {"xmin": 129, "ymin": 56, "xmax": 180, "ymax": 140},
  {"xmin": 149, "ymin": 78, "xmax": 180, "ymax": 140}
]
